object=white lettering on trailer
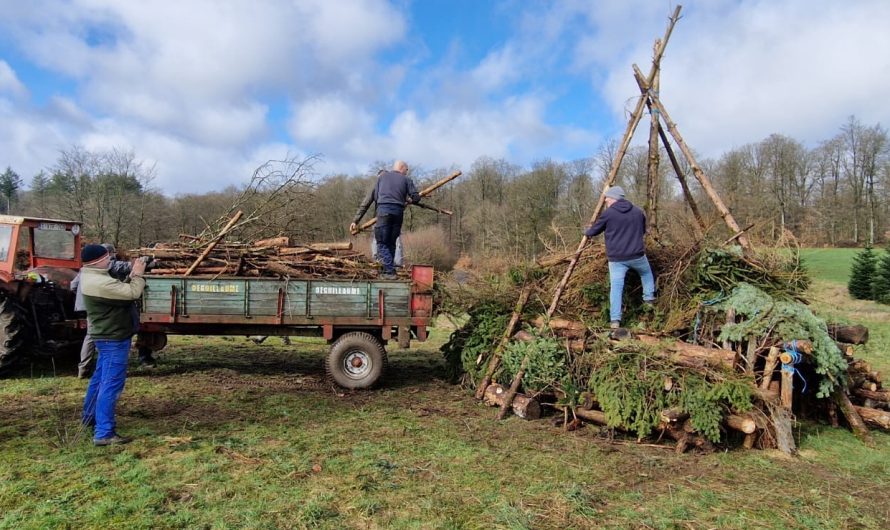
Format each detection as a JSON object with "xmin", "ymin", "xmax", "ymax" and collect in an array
[{"xmin": 314, "ymin": 286, "xmax": 361, "ymax": 295}]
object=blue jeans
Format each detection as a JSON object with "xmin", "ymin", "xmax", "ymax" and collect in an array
[
  {"xmin": 82, "ymin": 338, "xmax": 132, "ymax": 440},
  {"xmin": 374, "ymin": 213, "xmax": 403, "ymax": 274},
  {"xmin": 608, "ymin": 256, "xmax": 656, "ymax": 323}
]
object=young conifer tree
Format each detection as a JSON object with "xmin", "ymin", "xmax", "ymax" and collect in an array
[
  {"xmin": 848, "ymin": 245, "xmax": 877, "ymax": 300},
  {"xmin": 872, "ymin": 244, "xmax": 890, "ymax": 304}
]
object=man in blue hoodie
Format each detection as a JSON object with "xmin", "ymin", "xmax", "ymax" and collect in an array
[
  {"xmin": 584, "ymin": 186, "xmax": 655, "ymax": 329},
  {"xmin": 350, "ymin": 160, "xmax": 421, "ymax": 279}
]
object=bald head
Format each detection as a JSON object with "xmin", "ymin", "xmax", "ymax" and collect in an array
[{"xmin": 393, "ymin": 160, "xmax": 408, "ymax": 174}]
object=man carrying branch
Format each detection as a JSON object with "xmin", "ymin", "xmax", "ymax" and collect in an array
[
  {"xmin": 350, "ymin": 160, "xmax": 420, "ymax": 279},
  {"xmin": 584, "ymin": 186, "xmax": 656, "ymax": 329}
]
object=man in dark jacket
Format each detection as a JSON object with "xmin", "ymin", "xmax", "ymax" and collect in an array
[
  {"xmin": 80, "ymin": 244, "xmax": 147, "ymax": 446},
  {"xmin": 350, "ymin": 160, "xmax": 421, "ymax": 279},
  {"xmin": 584, "ymin": 186, "xmax": 655, "ymax": 329}
]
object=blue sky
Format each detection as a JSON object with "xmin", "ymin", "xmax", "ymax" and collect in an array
[{"xmin": 1, "ymin": 0, "xmax": 889, "ymax": 194}]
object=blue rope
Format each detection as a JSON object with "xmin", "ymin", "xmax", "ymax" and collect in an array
[{"xmin": 781, "ymin": 339, "xmax": 807, "ymax": 394}]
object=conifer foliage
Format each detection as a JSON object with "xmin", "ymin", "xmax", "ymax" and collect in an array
[
  {"xmin": 873, "ymin": 244, "xmax": 890, "ymax": 304},
  {"xmin": 847, "ymin": 246, "xmax": 877, "ymax": 300}
]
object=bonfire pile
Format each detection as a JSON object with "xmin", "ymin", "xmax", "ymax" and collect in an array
[{"xmin": 443, "ymin": 242, "xmax": 890, "ymax": 454}]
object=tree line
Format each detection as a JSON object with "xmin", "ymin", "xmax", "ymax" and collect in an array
[{"xmin": 3, "ymin": 115, "xmax": 888, "ymax": 266}]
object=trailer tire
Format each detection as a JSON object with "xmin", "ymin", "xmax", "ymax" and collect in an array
[
  {"xmin": 0, "ymin": 299, "xmax": 27, "ymax": 373},
  {"xmin": 326, "ymin": 332, "xmax": 387, "ymax": 389}
]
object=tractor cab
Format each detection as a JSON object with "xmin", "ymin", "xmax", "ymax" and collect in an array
[{"xmin": 0, "ymin": 215, "xmax": 82, "ymax": 290}]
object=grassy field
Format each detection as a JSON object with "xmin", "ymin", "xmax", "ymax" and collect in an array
[{"xmin": 1, "ymin": 251, "xmax": 889, "ymax": 529}]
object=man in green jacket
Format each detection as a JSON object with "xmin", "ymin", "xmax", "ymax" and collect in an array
[{"xmin": 80, "ymin": 244, "xmax": 147, "ymax": 446}]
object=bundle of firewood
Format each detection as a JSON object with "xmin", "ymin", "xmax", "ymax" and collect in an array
[
  {"xmin": 133, "ymin": 236, "xmax": 394, "ymax": 280},
  {"xmin": 834, "ymin": 327, "xmax": 890, "ymax": 430}
]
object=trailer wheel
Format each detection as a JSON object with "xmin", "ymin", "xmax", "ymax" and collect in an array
[
  {"xmin": 0, "ymin": 299, "xmax": 27, "ymax": 373},
  {"xmin": 326, "ymin": 332, "xmax": 387, "ymax": 389}
]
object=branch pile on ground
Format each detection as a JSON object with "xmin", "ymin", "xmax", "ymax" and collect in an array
[
  {"xmin": 443, "ymin": 243, "xmax": 887, "ymax": 454},
  {"xmin": 132, "ymin": 236, "xmax": 397, "ymax": 280}
]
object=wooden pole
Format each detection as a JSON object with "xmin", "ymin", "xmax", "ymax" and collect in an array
[
  {"xmin": 645, "ymin": 39, "xmax": 662, "ymax": 238},
  {"xmin": 544, "ymin": 5, "xmax": 682, "ymax": 319},
  {"xmin": 641, "ymin": 86, "xmax": 751, "ymax": 250},
  {"xmin": 475, "ymin": 285, "xmax": 532, "ymax": 400},
  {"xmin": 351, "ymin": 170, "xmax": 462, "ymax": 235},
  {"xmin": 184, "ymin": 210, "xmax": 243, "ymax": 276},
  {"xmin": 632, "ymin": 66, "xmax": 706, "ymax": 237}
]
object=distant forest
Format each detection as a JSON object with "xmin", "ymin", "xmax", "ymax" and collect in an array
[{"xmin": 2, "ymin": 115, "xmax": 887, "ymax": 268}]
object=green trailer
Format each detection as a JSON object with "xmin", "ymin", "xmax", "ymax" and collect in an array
[{"xmin": 136, "ymin": 265, "xmax": 434, "ymax": 389}]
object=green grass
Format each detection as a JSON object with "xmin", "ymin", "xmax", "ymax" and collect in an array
[
  {"xmin": 799, "ymin": 248, "xmax": 862, "ymax": 285},
  {"xmin": 2, "ymin": 262, "xmax": 890, "ymax": 528}
]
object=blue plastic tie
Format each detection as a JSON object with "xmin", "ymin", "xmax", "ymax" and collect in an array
[{"xmin": 781, "ymin": 339, "xmax": 807, "ymax": 394}]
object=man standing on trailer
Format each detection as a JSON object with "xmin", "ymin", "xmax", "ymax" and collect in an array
[
  {"xmin": 80, "ymin": 244, "xmax": 147, "ymax": 446},
  {"xmin": 350, "ymin": 161, "xmax": 420, "ymax": 280},
  {"xmin": 584, "ymin": 186, "xmax": 656, "ymax": 329}
]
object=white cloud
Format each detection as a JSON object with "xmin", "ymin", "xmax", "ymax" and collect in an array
[
  {"xmin": 2, "ymin": 0, "xmax": 888, "ymax": 195},
  {"xmin": 0, "ymin": 61, "xmax": 28, "ymax": 98},
  {"xmin": 588, "ymin": 0, "xmax": 890, "ymax": 154}
]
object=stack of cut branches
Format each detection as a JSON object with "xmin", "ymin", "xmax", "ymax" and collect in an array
[{"xmin": 133, "ymin": 236, "xmax": 393, "ymax": 280}]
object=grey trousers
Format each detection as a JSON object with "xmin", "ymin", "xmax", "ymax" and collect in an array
[{"xmin": 78, "ymin": 324, "xmax": 97, "ymax": 376}]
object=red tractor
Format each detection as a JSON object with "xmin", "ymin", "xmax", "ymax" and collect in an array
[{"xmin": 0, "ymin": 215, "xmax": 86, "ymax": 372}]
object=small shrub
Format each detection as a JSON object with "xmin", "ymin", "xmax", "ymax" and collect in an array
[
  {"xmin": 847, "ymin": 245, "xmax": 877, "ymax": 300},
  {"xmin": 873, "ymin": 244, "xmax": 890, "ymax": 304}
]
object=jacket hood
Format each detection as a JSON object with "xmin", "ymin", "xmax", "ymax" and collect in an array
[{"xmin": 610, "ymin": 199, "xmax": 634, "ymax": 213}]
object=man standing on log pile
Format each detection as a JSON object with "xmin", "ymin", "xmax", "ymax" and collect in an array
[
  {"xmin": 584, "ymin": 186, "xmax": 656, "ymax": 330},
  {"xmin": 80, "ymin": 244, "xmax": 147, "ymax": 446},
  {"xmin": 350, "ymin": 160, "xmax": 420, "ymax": 280}
]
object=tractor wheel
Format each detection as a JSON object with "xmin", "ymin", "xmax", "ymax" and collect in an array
[
  {"xmin": 325, "ymin": 332, "xmax": 388, "ymax": 389},
  {"xmin": 0, "ymin": 299, "xmax": 27, "ymax": 373}
]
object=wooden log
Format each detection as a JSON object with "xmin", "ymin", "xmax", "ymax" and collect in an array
[
  {"xmin": 637, "ymin": 335, "xmax": 735, "ymax": 370},
  {"xmin": 150, "ymin": 266, "xmax": 228, "ymax": 275},
  {"xmin": 759, "ymin": 347, "xmax": 781, "ymax": 390},
  {"xmin": 833, "ymin": 389, "xmax": 874, "ymax": 444},
  {"xmin": 184, "ymin": 211, "xmax": 244, "ymax": 276},
  {"xmin": 781, "ymin": 368, "xmax": 794, "ymax": 410},
  {"xmin": 780, "ymin": 340, "xmax": 813, "ymax": 355},
  {"xmin": 827, "ymin": 324, "xmax": 869, "ymax": 345},
  {"xmin": 531, "ymin": 316, "xmax": 587, "ymax": 338},
  {"xmin": 858, "ymin": 381, "xmax": 879, "ymax": 392},
  {"xmin": 482, "ymin": 383, "xmax": 541, "ymax": 420},
  {"xmin": 725, "ymin": 414, "xmax": 757, "ymax": 434},
  {"xmin": 532, "ymin": 316, "xmax": 586, "ymax": 332},
  {"xmin": 475, "ymin": 285, "xmax": 532, "ymax": 400},
  {"xmin": 852, "ymin": 405, "xmax": 890, "ymax": 430},
  {"xmin": 570, "ymin": 406, "xmax": 608, "ymax": 425},
  {"xmin": 852, "ymin": 388, "xmax": 890, "ymax": 403},
  {"xmin": 278, "ymin": 242, "xmax": 353, "ymax": 255},
  {"xmin": 837, "ymin": 342, "xmax": 855, "ymax": 357},
  {"xmin": 252, "ymin": 236, "xmax": 291, "ymax": 249},
  {"xmin": 543, "ymin": 5, "xmax": 683, "ymax": 319}
]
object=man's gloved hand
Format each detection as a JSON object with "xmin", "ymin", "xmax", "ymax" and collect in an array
[{"xmin": 349, "ymin": 222, "xmax": 358, "ymax": 234}]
